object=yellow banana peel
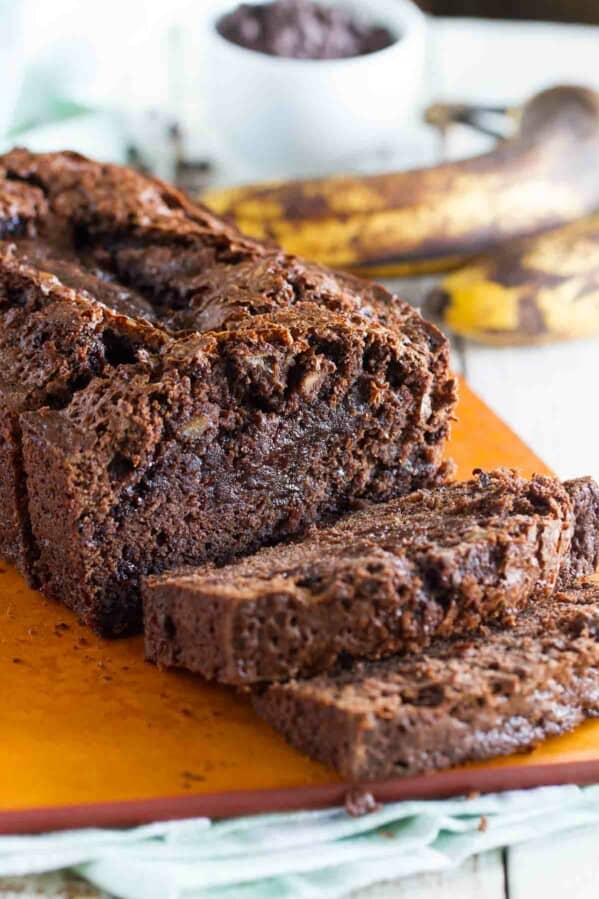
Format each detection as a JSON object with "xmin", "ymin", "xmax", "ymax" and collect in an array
[
  {"xmin": 425, "ymin": 216, "xmax": 599, "ymax": 345},
  {"xmin": 203, "ymin": 87, "xmax": 599, "ymax": 276}
]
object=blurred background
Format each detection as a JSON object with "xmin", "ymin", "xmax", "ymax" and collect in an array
[{"xmin": 3, "ymin": 0, "xmax": 598, "ymax": 185}]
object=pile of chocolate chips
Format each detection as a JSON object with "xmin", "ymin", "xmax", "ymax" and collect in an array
[{"xmin": 217, "ymin": 0, "xmax": 396, "ymax": 60}]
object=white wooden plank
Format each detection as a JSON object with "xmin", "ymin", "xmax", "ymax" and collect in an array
[
  {"xmin": 350, "ymin": 850, "xmax": 505, "ymax": 899},
  {"xmin": 0, "ymin": 871, "xmax": 108, "ymax": 898},
  {"xmin": 460, "ymin": 338, "xmax": 599, "ymax": 482},
  {"xmin": 0, "ymin": 853, "xmax": 507, "ymax": 899},
  {"xmin": 0, "ymin": 855, "xmax": 507, "ymax": 899},
  {"xmin": 507, "ymin": 824, "xmax": 599, "ymax": 899},
  {"xmin": 384, "ymin": 277, "xmax": 437, "ymax": 310}
]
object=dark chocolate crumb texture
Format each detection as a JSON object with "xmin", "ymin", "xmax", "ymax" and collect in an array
[
  {"xmin": 143, "ymin": 470, "xmax": 598, "ymax": 684},
  {"xmin": 253, "ymin": 577, "xmax": 599, "ymax": 781},
  {"xmin": 0, "ymin": 148, "xmax": 456, "ymax": 635}
]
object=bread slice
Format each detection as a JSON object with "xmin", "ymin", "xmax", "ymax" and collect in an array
[
  {"xmin": 143, "ymin": 470, "xmax": 593, "ymax": 684},
  {"xmin": 0, "ymin": 149, "xmax": 456, "ymax": 634},
  {"xmin": 0, "ymin": 239, "xmax": 165, "ymax": 574},
  {"xmin": 253, "ymin": 578, "xmax": 599, "ymax": 780}
]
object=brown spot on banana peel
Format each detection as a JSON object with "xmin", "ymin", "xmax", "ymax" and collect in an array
[
  {"xmin": 353, "ymin": 254, "xmax": 467, "ymax": 279},
  {"xmin": 202, "ymin": 87, "xmax": 599, "ymax": 273},
  {"xmin": 425, "ymin": 215, "xmax": 599, "ymax": 345}
]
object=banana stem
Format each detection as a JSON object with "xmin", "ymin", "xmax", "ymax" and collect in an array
[{"xmin": 424, "ymin": 102, "xmax": 514, "ymax": 141}]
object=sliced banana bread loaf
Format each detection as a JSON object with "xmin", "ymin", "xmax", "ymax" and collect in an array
[
  {"xmin": 143, "ymin": 470, "xmax": 589, "ymax": 684},
  {"xmin": 0, "ymin": 149, "xmax": 456, "ymax": 634},
  {"xmin": 253, "ymin": 578, "xmax": 599, "ymax": 780}
]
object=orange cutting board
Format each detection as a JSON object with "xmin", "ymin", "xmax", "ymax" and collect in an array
[{"xmin": 2, "ymin": 380, "xmax": 599, "ymax": 834}]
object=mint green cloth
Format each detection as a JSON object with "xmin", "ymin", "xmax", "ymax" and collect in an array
[{"xmin": 1, "ymin": 786, "xmax": 599, "ymax": 899}]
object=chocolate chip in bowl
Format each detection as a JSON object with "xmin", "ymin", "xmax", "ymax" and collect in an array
[{"xmin": 216, "ymin": 0, "xmax": 397, "ymax": 60}]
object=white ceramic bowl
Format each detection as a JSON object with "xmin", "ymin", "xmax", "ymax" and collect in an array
[{"xmin": 200, "ymin": 0, "xmax": 427, "ymax": 175}]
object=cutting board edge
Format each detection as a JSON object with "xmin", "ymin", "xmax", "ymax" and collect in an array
[{"xmin": 3, "ymin": 758, "xmax": 599, "ymax": 834}]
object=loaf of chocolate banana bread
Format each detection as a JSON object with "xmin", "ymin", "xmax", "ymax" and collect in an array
[
  {"xmin": 143, "ymin": 469, "xmax": 593, "ymax": 684},
  {"xmin": 0, "ymin": 149, "xmax": 456, "ymax": 634},
  {"xmin": 253, "ymin": 578, "xmax": 599, "ymax": 780}
]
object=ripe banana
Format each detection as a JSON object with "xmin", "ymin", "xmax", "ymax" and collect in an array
[
  {"xmin": 424, "ymin": 215, "xmax": 599, "ymax": 345},
  {"xmin": 202, "ymin": 86, "xmax": 599, "ymax": 276}
]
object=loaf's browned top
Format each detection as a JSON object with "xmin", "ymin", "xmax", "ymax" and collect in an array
[
  {"xmin": 0, "ymin": 147, "xmax": 454, "ymax": 431},
  {"xmin": 0, "ymin": 148, "xmax": 449, "ymax": 343}
]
